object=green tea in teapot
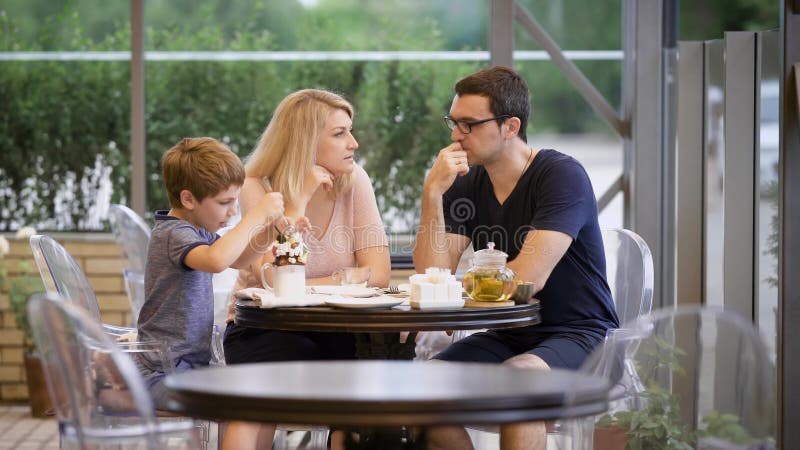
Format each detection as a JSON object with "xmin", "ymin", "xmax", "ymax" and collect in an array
[
  {"xmin": 463, "ymin": 242, "xmax": 518, "ymax": 302},
  {"xmin": 463, "ymin": 269, "xmax": 516, "ymax": 302}
]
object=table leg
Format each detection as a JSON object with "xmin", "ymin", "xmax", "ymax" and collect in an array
[
  {"xmin": 346, "ymin": 333, "xmax": 422, "ymax": 448},
  {"xmin": 353, "ymin": 332, "xmax": 417, "ymax": 360},
  {"xmin": 342, "ymin": 427, "xmax": 427, "ymax": 450}
]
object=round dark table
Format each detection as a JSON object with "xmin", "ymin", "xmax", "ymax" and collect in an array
[
  {"xmin": 165, "ymin": 360, "xmax": 609, "ymax": 427},
  {"xmin": 234, "ymin": 299, "xmax": 540, "ymax": 332},
  {"xmin": 234, "ymin": 299, "xmax": 541, "ymax": 359}
]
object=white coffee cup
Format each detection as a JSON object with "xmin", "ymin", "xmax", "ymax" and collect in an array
[{"xmin": 261, "ymin": 263, "xmax": 306, "ymax": 299}]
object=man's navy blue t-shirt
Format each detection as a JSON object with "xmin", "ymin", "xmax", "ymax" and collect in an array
[{"xmin": 443, "ymin": 149, "xmax": 618, "ymax": 339}]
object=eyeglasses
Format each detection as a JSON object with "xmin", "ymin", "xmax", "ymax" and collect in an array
[{"xmin": 443, "ymin": 114, "xmax": 510, "ymax": 134}]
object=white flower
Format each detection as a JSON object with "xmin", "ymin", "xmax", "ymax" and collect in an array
[
  {"xmin": 0, "ymin": 236, "xmax": 9, "ymax": 258},
  {"xmin": 15, "ymin": 226, "xmax": 37, "ymax": 240}
]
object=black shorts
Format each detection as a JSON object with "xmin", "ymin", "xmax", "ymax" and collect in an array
[
  {"xmin": 223, "ymin": 322, "xmax": 357, "ymax": 364},
  {"xmin": 433, "ymin": 327, "xmax": 602, "ymax": 370}
]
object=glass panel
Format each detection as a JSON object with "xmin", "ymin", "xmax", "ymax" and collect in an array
[
  {"xmin": 1, "ymin": 1, "xmax": 130, "ymax": 51},
  {"xmin": 513, "ymin": 0, "xmax": 624, "ymax": 229},
  {"xmin": 141, "ymin": 1, "xmax": 488, "ymax": 247},
  {"xmin": 144, "ymin": 0, "xmax": 488, "ymax": 51},
  {"xmin": 514, "ymin": 0, "xmax": 622, "ymax": 49},
  {"xmin": 0, "ymin": 1, "xmax": 130, "ymax": 231},
  {"xmin": 756, "ymin": 30, "xmax": 780, "ymax": 360},
  {"xmin": 704, "ymin": 40, "xmax": 725, "ymax": 308},
  {"xmin": 514, "ymin": 68, "xmax": 624, "ymax": 230}
]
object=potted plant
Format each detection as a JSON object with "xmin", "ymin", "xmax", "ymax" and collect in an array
[
  {"xmin": 1, "ymin": 231, "xmax": 51, "ymax": 417},
  {"xmin": 591, "ymin": 333, "xmax": 766, "ymax": 450},
  {"xmin": 594, "ymin": 384, "xmax": 694, "ymax": 450}
]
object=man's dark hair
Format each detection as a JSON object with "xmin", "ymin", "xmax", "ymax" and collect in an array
[{"xmin": 454, "ymin": 66, "xmax": 530, "ymax": 142}]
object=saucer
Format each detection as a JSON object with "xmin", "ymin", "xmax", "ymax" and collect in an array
[{"xmin": 325, "ymin": 297, "xmax": 403, "ymax": 309}]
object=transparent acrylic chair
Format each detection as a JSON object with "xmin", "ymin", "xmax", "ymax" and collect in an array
[
  {"xmin": 454, "ymin": 228, "xmax": 653, "ymax": 347},
  {"xmin": 109, "ymin": 204, "xmax": 151, "ymax": 325},
  {"xmin": 30, "ymin": 234, "xmax": 135, "ymax": 338},
  {"xmin": 562, "ymin": 306, "xmax": 776, "ymax": 450},
  {"xmin": 601, "ymin": 228, "xmax": 654, "ymax": 335},
  {"xmin": 123, "ymin": 268, "xmax": 146, "ymax": 326},
  {"xmin": 108, "ymin": 204, "xmax": 151, "ymax": 273},
  {"xmin": 30, "ymin": 234, "xmax": 219, "ymax": 446},
  {"xmin": 27, "ymin": 292, "xmax": 201, "ymax": 449},
  {"xmin": 461, "ymin": 229, "xmax": 654, "ymax": 448}
]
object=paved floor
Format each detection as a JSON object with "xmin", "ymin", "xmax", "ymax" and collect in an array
[{"xmin": 0, "ymin": 405, "xmax": 58, "ymax": 450}]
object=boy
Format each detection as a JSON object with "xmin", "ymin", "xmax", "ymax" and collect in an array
[{"xmin": 136, "ymin": 137, "xmax": 286, "ymax": 407}]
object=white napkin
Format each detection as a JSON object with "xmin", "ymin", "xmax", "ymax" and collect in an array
[
  {"xmin": 234, "ymin": 287, "xmax": 269, "ymax": 299},
  {"xmin": 234, "ymin": 288, "xmax": 329, "ymax": 308}
]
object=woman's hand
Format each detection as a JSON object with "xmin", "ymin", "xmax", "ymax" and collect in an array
[
  {"xmin": 306, "ymin": 164, "xmax": 335, "ymax": 196},
  {"xmin": 289, "ymin": 164, "xmax": 335, "ymax": 218}
]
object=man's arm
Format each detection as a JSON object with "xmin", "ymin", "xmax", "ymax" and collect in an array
[
  {"xmin": 413, "ymin": 143, "xmax": 471, "ymax": 273},
  {"xmin": 507, "ymin": 229, "xmax": 572, "ymax": 294},
  {"xmin": 413, "ymin": 193, "xmax": 471, "ymax": 273}
]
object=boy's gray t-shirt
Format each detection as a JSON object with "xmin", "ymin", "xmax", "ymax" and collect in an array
[{"xmin": 137, "ymin": 211, "xmax": 219, "ymax": 385}]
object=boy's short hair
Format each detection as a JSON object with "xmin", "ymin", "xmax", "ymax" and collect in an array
[
  {"xmin": 455, "ymin": 66, "xmax": 531, "ymax": 142},
  {"xmin": 162, "ymin": 137, "xmax": 245, "ymax": 208}
]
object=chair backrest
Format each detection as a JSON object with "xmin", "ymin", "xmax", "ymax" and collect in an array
[
  {"xmin": 601, "ymin": 228, "xmax": 654, "ymax": 327},
  {"xmin": 29, "ymin": 234, "xmax": 57, "ymax": 293},
  {"xmin": 565, "ymin": 306, "xmax": 776, "ymax": 449},
  {"xmin": 29, "ymin": 234, "xmax": 103, "ymax": 321},
  {"xmin": 108, "ymin": 204, "xmax": 151, "ymax": 273},
  {"xmin": 123, "ymin": 269, "xmax": 146, "ymax": 325},
  {"xmin": 26, "ymin": 292, "xmax": 169, "ymax": 448}
]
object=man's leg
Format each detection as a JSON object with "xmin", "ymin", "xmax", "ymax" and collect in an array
[
  {"xmin": 500, "ymin": 353, "xmax": 551, "ymax": 450},
  {"xmin": 427, "ymin": 331, "xmax": 519, "ymax": 450}
]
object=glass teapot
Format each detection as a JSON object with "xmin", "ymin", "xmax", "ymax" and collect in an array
[{"xmin": 463, "ymin": 242, "xmax": 518, "ymax": 302}]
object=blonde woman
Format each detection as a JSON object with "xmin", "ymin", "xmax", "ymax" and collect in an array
[{"xmin": 222, "ymin": 89, "xmax": 390, "ymax": 450}]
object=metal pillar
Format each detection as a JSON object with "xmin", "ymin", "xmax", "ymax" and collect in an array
[
  {"xmin": 490, "ymin": 0, "xmax": 514, "ymax": 68},
  {"xmin": 130, "ymin": 0, "xmax": 146, "ymax": 215},
  {"xmin": 624, "ymin": 0, "xmax": 668, "ymax": 309},
  {"xmin": 779, "ymin": 1, "xmax": 800, "ymax": 446},
  {"xmin": 722, "ymin": 32, "xmax": 757, "ymax": 320},
  {"xmin": 674, "ymin": 41, "xmax": 704, "ymax": 306}
]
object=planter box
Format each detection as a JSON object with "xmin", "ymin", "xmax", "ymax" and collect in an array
[
  {"xmin": 23, "ymin": 354, "xmax": 52, "ymax": 418},
  {"xmin": 594, "ymin": 425, "xmax": 629, "ymax": 450}
]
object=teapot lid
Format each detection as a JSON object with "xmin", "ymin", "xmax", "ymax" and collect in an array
[{"xmin": 473, "ymin": 242, "xmax": 508, "ymax": 266}]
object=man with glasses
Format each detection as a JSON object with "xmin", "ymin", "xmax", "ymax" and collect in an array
[{"xmin": 414, "ymin": 66, "xmax": 618, "ymax": 450}]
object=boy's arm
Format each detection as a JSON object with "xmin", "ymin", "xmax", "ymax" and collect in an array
[
  {"xmin": 184, "ymin": 191, "xmax": 283, "ymax": 273},
  {"xmin": 228, "ymin": 218, "xmax": 275, "ymax": 270}
]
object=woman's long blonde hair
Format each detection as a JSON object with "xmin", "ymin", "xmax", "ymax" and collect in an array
[{"xmin": 245, "ymin": 89, "xmax": 355, "ymax": 203}]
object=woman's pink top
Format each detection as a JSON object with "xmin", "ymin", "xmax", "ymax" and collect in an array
[{"xmin": 226, "ymin": 164, "xmax": 388, "ymax": 322}]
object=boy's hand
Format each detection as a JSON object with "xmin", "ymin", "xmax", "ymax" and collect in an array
[{"xmin": 259, "ymin": 192, "xmax": 285, "ymax": 223}]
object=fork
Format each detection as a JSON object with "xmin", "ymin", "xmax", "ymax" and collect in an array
[{"xmin": 386, "ymin": 286, "xmax": 400, "ymax": 294}]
